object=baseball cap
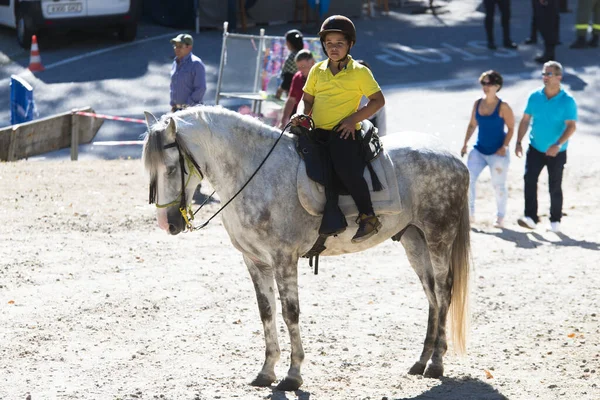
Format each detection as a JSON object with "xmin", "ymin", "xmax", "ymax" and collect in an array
[{"xmin": 170, "ymin": 34, "xmax": 193, "ymax": 46}]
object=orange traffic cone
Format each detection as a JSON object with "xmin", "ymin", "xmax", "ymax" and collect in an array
[{"xmin": 28, "ymin": 35, "xmax": 44, "ymax": 72}]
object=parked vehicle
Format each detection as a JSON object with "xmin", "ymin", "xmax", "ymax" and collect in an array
[{"xmin": 0, "ymin": 0, "xmax": 141, "ymax": 48}]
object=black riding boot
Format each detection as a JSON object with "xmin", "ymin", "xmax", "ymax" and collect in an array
[{"xmin": 319, "ymin": 198, "xmax": 347, "ymax": 236}]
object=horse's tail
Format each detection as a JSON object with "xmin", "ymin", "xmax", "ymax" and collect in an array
[{"xmin": 449, "ymin": 199, "xmax": 471, "ymax": 356}]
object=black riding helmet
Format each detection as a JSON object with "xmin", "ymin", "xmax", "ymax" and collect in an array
[{"xmin": 318, "ymin": 15, "xmax": 356, "ymax": 58}]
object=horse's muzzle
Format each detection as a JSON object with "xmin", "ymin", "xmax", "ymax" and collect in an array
[
  {"xmin": 157, "ymin": 208, "xmax": 184, "ymax": 235},
  {"xmin": 167, "ymin": 209, "xmax": 186, "ymax": 235},
  {"xmin": 168, "ymin": 223, "xmax": 182, "ymax": 235}
]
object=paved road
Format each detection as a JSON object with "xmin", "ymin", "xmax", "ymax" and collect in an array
[{"xmin": 0, "ymin": 0, "xmax": 598, "ymax": 159}]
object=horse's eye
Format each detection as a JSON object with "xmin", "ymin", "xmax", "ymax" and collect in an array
[{"xmin": 166, "ymin": 166, "xmax": 177, "ymax": 175}]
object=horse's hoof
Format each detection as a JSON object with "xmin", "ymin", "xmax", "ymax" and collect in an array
[
  {"xmin": 275, "ymin": 377, "xmax": 303, "ymax": 391},
  {"xmin": 250, "ymin": 373, "xmax": 276, "ymax": 387},
  {"xmin": 408, "ymin": 362, "xmax": 426, "ymax": 375},
  {"xmin": 423, "ymin": 364, "xmax": 444, "ymax": 379}
]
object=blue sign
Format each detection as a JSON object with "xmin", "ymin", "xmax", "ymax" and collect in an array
[{"xmin": 10, "ymin": 75, "xmax": 36, "ymax": 125}]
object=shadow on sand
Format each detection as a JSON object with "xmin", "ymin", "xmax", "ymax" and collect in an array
[
  {"xmin": 265, "ymin": 376, "xmax": 507, "ymax": 400},
  {"xmin": 396, "ymin": 376, "xmax": 508, "ymax": 399},
  {"xmin": 474, "ymin": 227, "xmax": 600, "ymax": 251},
  {"xmin": 192, "ymin": 185, "xmax": 220, "ymax": 205}
]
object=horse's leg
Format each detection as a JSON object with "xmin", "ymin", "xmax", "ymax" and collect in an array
[
  {"xmin": 243, "ymin": 255, "xmax": 280, "ymax": 387},
  {"xmin": 425, "ymin": 203, "xmax": 471, "ymax": 379},
  {"xmin": 400, "ymin": 226, "xmax": 439, "ymax": 376},
  {"xmin": 423, "ymin": 241, "xmax": 453, "ymax": 379},
  {"xmin": 273, "ymin": 257, "xmax": 304, "ymax": 391}
]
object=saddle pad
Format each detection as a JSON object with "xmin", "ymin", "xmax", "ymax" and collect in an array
[{"xmin": 297, "ymin": 150, "xmax": 402, "ymax": 217}]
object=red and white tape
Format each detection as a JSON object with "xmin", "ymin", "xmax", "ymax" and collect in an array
[{"xmin": 75, "ymin": 111, "xmax": 146, "ymax": 125}]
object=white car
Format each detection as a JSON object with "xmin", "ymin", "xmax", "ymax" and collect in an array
[{"xmin": 0, "ymin": 0, "xmax": 141, "ymax": 48}]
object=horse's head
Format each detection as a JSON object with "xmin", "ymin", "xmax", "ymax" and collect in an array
[{"xmin": 142, "ymin": 111, "xmax": 203, "ymax": 235}]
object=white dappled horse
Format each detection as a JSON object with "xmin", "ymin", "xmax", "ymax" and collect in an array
[{"xmin": 142, "ymin": 106, "xmax": 471, "ymax": 391}]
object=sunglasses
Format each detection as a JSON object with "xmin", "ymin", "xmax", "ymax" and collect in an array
[
  {"xmin": 480, "ymin": 81, "xmax": 495, "ymax": 86},
  {"xmin": 541, "ymin": 72, "xmax": 559, "ymax": 77}
]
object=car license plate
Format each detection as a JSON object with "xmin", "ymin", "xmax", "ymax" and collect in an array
[{"xmin": 47, "ymin": 3, "xmax": 83, "ymax": 14}]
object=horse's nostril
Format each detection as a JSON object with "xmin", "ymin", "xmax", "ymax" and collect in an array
[{"xmin": 168, "ymin": 224, "xmax": 178, "ymax": 235}]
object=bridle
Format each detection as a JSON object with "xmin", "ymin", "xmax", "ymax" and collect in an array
[
  {"xmin": 149, "ymin": 141, "xmax": 207, "ymax": 230},
  {"xmin": 149, "ymin": 121, "xmax": 291, "ymax": 232}
]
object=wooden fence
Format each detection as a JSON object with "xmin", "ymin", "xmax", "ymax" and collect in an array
[{"xmin": 0, "ymin": 107, "xmax": 103, "ymax": 161}]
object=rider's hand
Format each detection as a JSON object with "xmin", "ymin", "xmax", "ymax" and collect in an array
[
  {"xmin": 460, "ymin": 145, "xmax": 468, "ymax": 157},
  {"xmin": 336, "ymin": 117, "xmax": 356, "ymax": 140},
  {"xmin": 290, "ymin": 114, "xmax": 311, "ymax": 128},
  {"xmin": 290, "ymin": 114, "xmax": 301, "ymax": 126}
]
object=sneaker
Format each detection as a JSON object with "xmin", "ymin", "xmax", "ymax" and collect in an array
[
  {"xmin": 493, "ymin": 217, "xmax": 504, "ymax": 228},
  {"xmin": 351, "ymin": 214, "xmax": 382, "ymax": 243},
  {"xmin": 548, "ymin": 221, "xmax": 561, "ymax": 233},
  {"xmin": 517, "ymin": 216, "xmax": 537, "ymax": 230}
]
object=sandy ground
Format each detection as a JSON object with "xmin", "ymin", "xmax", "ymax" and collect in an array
[{"xmin": 0, "ymin": 143, "xmax": 599, "ymax": 400}]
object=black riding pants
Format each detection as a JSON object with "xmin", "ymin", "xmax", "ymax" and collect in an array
[{"xmin": 315, "ymin": 129, "xmax": 374, "ymax": 216}]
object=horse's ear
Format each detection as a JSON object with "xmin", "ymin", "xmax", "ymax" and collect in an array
[
  {"xmin": 165, "ymin": 117, "xmax": 177, "ymax": 141},
  {"xmin": 144, "ymin": 111, "xmax": 158, "ymax": 128}
]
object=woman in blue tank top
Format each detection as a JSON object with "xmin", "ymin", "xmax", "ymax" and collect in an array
[{"xmin": 461, "ymin": 70, "xmax": 515, "ymax": 228}]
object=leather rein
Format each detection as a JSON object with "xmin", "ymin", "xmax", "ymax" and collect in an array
[{"xmin": 149, "ymin": 121, "xmax": 293, "ymax": 232}]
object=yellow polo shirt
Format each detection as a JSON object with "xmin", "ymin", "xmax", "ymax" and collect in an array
[{"xmin": 303, "ymin": 55, "xmax": 382, "ymax": 130}]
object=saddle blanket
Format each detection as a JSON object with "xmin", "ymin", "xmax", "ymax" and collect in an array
[{"xmin": 296, "ymin": 150, "xmax": 402, "ymax": 218}]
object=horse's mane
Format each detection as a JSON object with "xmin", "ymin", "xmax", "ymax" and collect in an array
[
  {"xmin": 142, "ymin": 105, "xmax": 283, "ymax": 177},
  {"xmin": 142, "ymin": 120, "xmax": 166, "ymax": 179},
  {"xmin": 180, "ymin": 106, "xmax": 281, "ymax": 143}
]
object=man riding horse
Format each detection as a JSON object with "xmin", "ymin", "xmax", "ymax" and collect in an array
[{"xmin": 291, "ymin": 15, "xmax": 386, "ymax": 243}]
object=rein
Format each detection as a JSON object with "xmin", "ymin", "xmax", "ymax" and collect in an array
[{"xmin": 151, "ymin": 121, "xmax": 292, "ymax": 232}]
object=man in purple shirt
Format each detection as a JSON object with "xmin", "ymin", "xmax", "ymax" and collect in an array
[
  {"xmin": 170, "ymin": 33, "xmax": 207, "ymax": 202},
  {"xmin": 170, "ymin": 34, "xmax": 206, "ymax": 112}
]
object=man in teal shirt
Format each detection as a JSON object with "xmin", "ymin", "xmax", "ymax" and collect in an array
[{"xmin": 515, "ymin": 61, "xmax": 577, "ymax": 233}]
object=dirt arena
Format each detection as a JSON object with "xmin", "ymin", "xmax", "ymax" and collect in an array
[{"xmin": 1, "ymin": 144, "xmax": 598, "ymax": 399}]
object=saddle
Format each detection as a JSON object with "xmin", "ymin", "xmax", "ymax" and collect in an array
[
  {"xmin": 292, "ymin": 121, "xmax": 402, "ymax": 274},
  {"xmin": 293, "ymin": 120, "xmax": 402, "ymax": 218},
  {"xmin": 290, "ymin": 120, "xmax": 402, "ymax": 274},
  {"xmin": 293, "ymin": 119, "xmax": 383, "ymax": 195}
]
